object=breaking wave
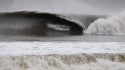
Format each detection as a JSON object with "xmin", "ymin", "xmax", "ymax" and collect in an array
[
  {"xmin": 0, "ymin": 53, "xmax": 125, "ymax": 70},
  {"xmin": 86, "ymin": 11, "xmax": 125, "ymax": 35}
]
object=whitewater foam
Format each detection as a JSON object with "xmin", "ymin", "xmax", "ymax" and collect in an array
[
  {"xmin": 0, "ymin": 54, "xmax": 125, "ymax": 70},
  {"xmin": 86, "ymin": 11, "xmax": 125, "ymax": 35}
]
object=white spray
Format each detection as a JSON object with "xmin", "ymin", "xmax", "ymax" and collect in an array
[{"xmin": 85, "ymin": 11, "xmax": 125, "ymax": 35}]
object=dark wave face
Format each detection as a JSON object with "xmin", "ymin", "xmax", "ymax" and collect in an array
[{"xmin": 0, "ymin": 11, "xmax": 86, "ymax": 36}]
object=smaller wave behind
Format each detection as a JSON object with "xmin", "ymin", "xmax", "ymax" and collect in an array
[
  {"xmin": 85, "ymin": 11, "xmax": 125, "ymax": 35},
  {"xmin": 0, "ymin": 53, "xmax": 125, "ymax": 70}
]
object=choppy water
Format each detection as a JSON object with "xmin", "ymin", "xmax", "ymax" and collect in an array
[{"xmin": 0, "ymin": 54, "xmax": 125, "ymax": 70}]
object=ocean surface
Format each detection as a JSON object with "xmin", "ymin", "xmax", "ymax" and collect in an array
[
  {"xmin": 0, "ymin": 10, "xmax": 125, "ymax": 70},
  {"xmin": 0, "ymin": 34, "xmax": 125, "ymax": 42}
]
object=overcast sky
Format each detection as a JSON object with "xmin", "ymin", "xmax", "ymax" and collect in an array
[{"xmin": 0, "ymin": 0, "xmax": 125, "ymax": 15}]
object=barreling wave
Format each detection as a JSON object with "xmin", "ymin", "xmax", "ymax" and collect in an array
[
  {"xmin": 0, "ymin": 53, "xmax": 125, "ymax": 70},
  {"xmin": 85, "ymin": 11, "xmax": 125, "ymax": 35}
]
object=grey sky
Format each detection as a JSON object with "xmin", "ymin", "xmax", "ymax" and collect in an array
[{"xmin": 0, "ymin": 0, "xmax": 125, "ymax": 15}]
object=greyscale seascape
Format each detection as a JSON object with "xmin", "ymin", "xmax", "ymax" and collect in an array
[{"xmin": 0, "ymin": 0, "xmax": 125, "ymax": 70}]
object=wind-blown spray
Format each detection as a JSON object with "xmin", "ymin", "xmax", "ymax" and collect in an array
[{"xmin": 86, "ymin": 11, "xmax": 125, "ymax": 35}]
